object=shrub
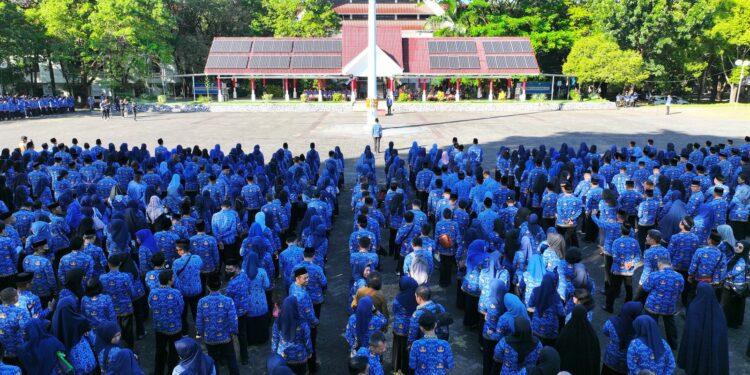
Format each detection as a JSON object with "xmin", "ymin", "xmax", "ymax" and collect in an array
[
  {"xmin": 436, "ymin": 91, "xmax": 446, "ymax": 101},
  {"xmin": 140, "ymin": 93, "xmax": 156, "ymax": 101},
  {"xmin": 332, "ymin": 93, "xmax": 345, "ymax": 102},
  {"xmin": 588, "ymin": 92, "xmax": 601, "ymax": 100},
  {"xmin": 531, "ymin": 93, "xmax": 547, "ymax": 101},
  {"xmin": 398, "ymin": 92, "xmax": 411, "ymax": 102},
  {"xmin": 197, "ymin": 95, "xmax": 211, "ymax": 103},
  {"xmin": 300, "ymin": 93, "xmax": 309, "ymax": 102},
  {"xmin": 497, "ymin": 90, "xmax": 507, "ymax": 100},
  {"xmin": 570, "ymin": 90, "xmax": 581, "ymax": 101},
  {"xmin": 157, "ymin": 95, "xmax": 167, "ymax": 104},
  {"xmin": 262, "ymin": 93, "xmax": 274, "ymax": 101}
]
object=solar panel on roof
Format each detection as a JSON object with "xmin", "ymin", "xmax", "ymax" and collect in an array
[
  {"xmin": 210, "ymin": 40, "xmax": 253, "ymax": 53},
  {"xmin": 252, "ymin": 40, "xmax": 293, "ymax": 53},
  {"xmin": 483, "ymin": 40, "xmax": 533, "ymax": 54},
  {"xmin": 290, "ymin": 55, "xmax": 341, "ymax": 69},
  {"xmin": 428, "ymin": 40, "xmax": 477, "ymax": 54},
  {"xmin": 293, "ymin": 40, "xmax": 342, "ymax": 53},
  {"xmin": 486, "ymin": 55, "xmax": 537, "ymax": 69},
  {"xmin": 249, "ymin": 56, "xmax": 291, "ymax": 69},
  {"xmin": 429, "ymin": 55, "xmax": 479, "ymax": 69},
  {"xmin": 205, "ymin": 55, "xmax": 249, "ymax": 69}
]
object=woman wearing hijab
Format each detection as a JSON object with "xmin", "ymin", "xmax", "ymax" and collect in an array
[
  {"xmin": 481, "ymin": 280, "xmax": 508, "ymax": 375},
  {"xmin": 18, "ymin": 319, "xmax": 66, "ymax": 375},
  {"xmin": 541, "ymin": 231, "xmax": 565, "ymax": 272},
  {"xmin": 525, "ymin": 346, "xmax": 561, "ymax": 375},
  {"xmin": 602, "ymin": 301, "xmax": 643, "ymax": 375},
  {"xmin": 716, "ymin": 224, "xmax": 737, "ymax": 259},
  {"xmin": 174, "ymin": 337, "xmax": 216, "ymax": 375},
  {"xmin": 463, "ymin": 239, "xmax": 489, "ymax": 328},
  {"xmin": 52, "ymin": 296, "xmax": 96, "ymax": 374},
  {"xmin": 124, "ymin": 200, "xmax": 148, "ymax": 237},
  {"xmin": 493, "ymin": 317, "xmax": 542, "ymax": 374},
  {"xmin": 627, "ymin": 315, "xmax": 675, "ymax": 375},
  {"xmin": 94, "ymin": 321, "xmax": 122, "ymax": 372},
  {"xmin": 271, "ymin": 296, "xmax": 312, "ymax": 375},
  {"xmin": 392, "ymin": 276, "xmax": 418, "ymax": 373},
  {"xmin": 528, "ymin": 272, "xmax": 565, "ymax": 346},
  {"xmin": 106, "ymin": 348, "xmax": 145, "ymax": 375},
  {"xmin": 146, "ymin": 195, "xmax": 166, "ymax": 225},
  {"xmin": 520, "ymin": 254, "xmax": 545, "ymax": 305},
  {"xmin": 136, "ymin": 228, "xmax": 158, "ymax": 273},
  {"xmin": 106, "ymin": 218, "xmax": 131, "ymax": 257},
  {"xmin": 720, "ymin": 240, "xmax": 750, "ymax": 327},
  {"xmin": 345, "ymin": 296, "xmax": 387, "ymax": 353},
  {"xmin": 555, "ymin": 305, "xmax": 601, "ymax": 374},
  {"xmin": 678, "ymin": 282, "xmax": 729, "ymax": 375},
  {"xmin": 658, "ymin": 191, "xmax": 687, "ymax": 242},
  {"xmin": 242, "ymin": 252, "xmax": 272, "ymax": 345}
]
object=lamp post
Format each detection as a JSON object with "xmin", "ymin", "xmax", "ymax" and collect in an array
[{"xmin": 735, "ymin": 59, "xmax": 750, "ymax": 103}]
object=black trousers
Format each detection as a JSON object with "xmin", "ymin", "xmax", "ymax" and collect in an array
[
  {"xmin": 206, "ymin": 341, "xmax": 240, "ymax": 375},
  {"xmin": 556, "ymin": 225, "xmax": 578, "ymax": 247},
  {"xmin": 603, "ymin": 254, "xmax": 614, "ymax": 289},
  {"xmin": 389, "ymin": 228, "xmax": 397, "ymax": 257},
  {"xmin": 541, "ymin": 217, "xmax": 555, "ymax": 232},
  {"xmin": 154, "ymin": 331, "xmax": 181, "ymax": 375},
  {"xmin": 482, "ymin": 337, "xmax": 500, "ymax": 375},
  {"xmin": 606, "ymin": 274, "xmax": 633, "ymax": 310},
  {"xmin": 647, "ymin": 312, "xmax": 678, "ymax": 349},
  {"xmin": 439, "ymin": 254, "xmax": 454, "ymax": 287},
  {"xmin": 636, "ymin": 224, "xmax": 655, "ymax": 252},
  {"xmin": 675, "ymin": 269, "xmax": 691, "ymax": 307},
  {"xmin": 464, "ymin": 294, "xmax": 480, "ymax": 327},
  {"xmin": 308, "ymin": 325, "xmax": 319, "ymax": 372},
  {"xmin": 134, "ymin": 295, "xmax": 148, "ymax": 337},
  {"xmin": 287, "ymin": 362, "xmax": 307, "ymax": 375},
  {"xmin": 181, "ymin": 294, "xmax": 200, "ymax": 335},
  {"xmin": 118, "ymin": 314, "xmax": 135, "ymax": 349}
]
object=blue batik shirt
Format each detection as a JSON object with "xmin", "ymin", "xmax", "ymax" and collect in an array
[
  {"xmin": 0, "ymin": 237, "xmax": 17, "ymax": 278},
  {"xmin": 289, "ymin": 283, "xmax": 319, "ymax": 327},
  {"xmin": 356, "ymin": 347, "xmax": 384, "ymax": 375},
  {"xmin": 81, "ymin": 294, "xmax": 116, "ymax": 330},
  {"xmin": 196, "ymin": 293, "xmax": 238, "ymax": 344},
  {"xmin": 392, "ymin": 298, "xmax": 413, "ymax": 336},
  {"xmin": 408, "ymin": 302, "xmax": 447, "ymax": 346},
  {"xmin": 211, "ymin": 209, "xmax": 239, "ymax": 245},
  {"xmin": 246, "ymin": 269, "xmax": 271, "ymax": 317},
  {"xmin": 279, "ymin": 245, "xmax": 305, "ymax": 288},
  {"xmin": 345, "ymin": 312, "xmax": 387, "ymax": 350},
  {"xmin": 100, "ymin": 271, "xmax": 134, "ymax": 316},
  {"xmin": 350, "ymin": 252, "xmax": 379, "ymax": 280},
  {"xmin": 637, "ymin": 197, "xmax": 660, "ymax": 226},
  {"xmin": 555, "ymin": 194, "xmax": 582, "ymax": 226},
  {"xmin": 627, "ymin": 338, "xmax": 676, "ymax": 375},
  {"xmin": 172, "ymin": 253, "xmax": 203, "ymax": 297},
  {"xmin": 154, "ymin": 231, "xmax": 179, "ymax": 264},
  {"xmin": 643, "ymin": 268, "xmax": 684, "ymax": 314},
  {"xmin": 689, "ymin": 246, "xmax": 725, "ymax": 283},
  {"xmin": 639, "ymin": 245, "xmax": 669, "ymax": 285},
  {"xmin": 618, "ymin": 190, "xmax": 642, "ymax": 216},
  {"xmin": 0, "ymin": 304, "xmax": 30, "ymax": 357},
  {"xmin": 708, "ymin": 198, "xmax": 727, "ymax": 227},
  {"xmin": 293, "ymin": 261, "xmax": 327, "ymax": 304},
  {"xmin": 58, "ymin": 251, "xmax": 94, "ymax": 286},
  {"xmin": 409, "ymin": 336, "xmax": 454, "ymax": 375},
  {"xmin": 16, "ymin": 290, "xmax": 45, "ymax": 319},
  {"xmin": 529, "ymin": 290, "xmax": 565, "ymax": 339},
  {"xmin": 189, "ymin": 234, "xmax": 219, "ymax": 274},
  {"xmin": 241, "ymin": 183, "xmax": 263, "ymax": 210},
  {"xmin": 225, "ymin": 271, "xmax": 252, "ymax": 317},
  {"xmin": 271, "ymin": 321, "xmax": 312, "ymax": 363},
  {"xmin": 541, "ymin": 190, "xmax": 558, "ymax": 219},
  {"xmin": 667, "ymin": 232, "xmax": 700, "ymax": 271},
  {"xmin": 603, "ymin": 320, "xmax": 628, "ymax": 374},
  {"xmin": 434, "ymin": 219, "xmax": 460, "ymax": 256},
  {"xmin": 23, "ymin": 255, "xmax": 56, "ymax": 297},
  {"xmin": 493, "ymin": 338, "xmax": 542, "ymax": 375}
]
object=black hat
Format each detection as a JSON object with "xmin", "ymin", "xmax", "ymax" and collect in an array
[
  {"xmin": 691, "ymin": 180, "xmax": 701, "ymax": 187},
  {"xmin": 15, "ymin": 272, "xmax": 33, "ymax": 284},
  {"xmin": 714, "ymin": 187, "xmax": 724, "ymax": 194},
  {"xmin": 294, "ymin": 267, "xmax": 308, "ymax": 278},
  {"xmin": 32, "ymin": 238, "xmax": 47, "ymax": 248},
  {"xmin": 625, "ymin": 180, "xmax": 635, "ymax": 187},
  {"xmin": 83, "ymin": 229, "xmax": 97, "ymax": 237},
  {"xmin": 224, "ymin": 257, "xmax": 240, "ymax": 266}
]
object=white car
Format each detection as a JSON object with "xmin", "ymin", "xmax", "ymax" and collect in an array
[{"xmin": 651, "ymin": 95, "xmax": 688, "ymax": 105}]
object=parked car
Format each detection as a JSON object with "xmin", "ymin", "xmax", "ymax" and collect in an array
[{"xmin": 650, "ymin": 95, "xmax": 689, "ymax": 105}]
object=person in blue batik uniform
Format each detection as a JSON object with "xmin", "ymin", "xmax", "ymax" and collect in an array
[
  {"xmin": 351, "ymin": 237, "xmax": 379, "ymax": 281},
  {"xmin": 223, "ymin": 259, "xmax": 252, "ymax": 366},
  {"xmin": 635, "ymin": 229, "xmax": 670, "ymax": 302},
  {"xmin": 720, "ymin": 240, "xmax": 749, "ymax": 328},
  {"xmin": 290, "ymin": 266, "xmax": 321, "ymax": 373},
  {"xmin": 403, "ymin": 236, "xmax": 434, "ymax": 277},
  {"xmin": 83, "ymin": 232, "xmax": 107, "ymax": 281},
  {"xmin": 0, "ymin": 223, "xmax": 18, "ymax": 288},
  {"xmin": 100, "ymin": 255, "xmax": 135, "ymax": 349},
  {"xmin": 241, "ymin": 252, "xmax": 272, "ymax": 346},
  {"xmin": 643, "ymin": 256, "xmax": 683, "ymax": 349},
  {"xmin": 51, "ymin": 295, "xmax": 96, "ymax": 374},
  {"xmin": 196, "ymin": 275, "xmax": 239, "ymax": 375},
  {"xmin": 605, "ymin": 224, "xmax": 642, "ymax": 312},
  {"xmin": 22, "ymin": 239, "xmax": 56, "ymax": 306},
  {"xmin": 409, "ymin": 312, "xmax": 454, "ymax": 375},
  {"xmin": 279, "ymin": 235, "xmax": 305, "ymax": 289},
  {"xmin": 556, "ymin": 184, "xmax": 582, "ymax": 247},
  {"xmin": 667, "ymin": 217, "xmax": 700, "ymax": 306},
  {"xmin": 172, "ymin": 239, "xmax": 202, "ymax": 336},
  {"xmin": 15, "ymin": 272, "xmax": 48, "ymax": 320},
  {"xmin": 345, "ymin": 296, "xmax": 387, "ymax": 353},
  {"xmin": 688, "ymin": 231, "xmax": 726, "ymax": 297},
  {"xmin": 407, "ymin": 286, "xmax": 448, "ymax": 348},
  {"xmin": 481, "ymin": 280, "xmax": 507, "ymax": 375},
  {"xmin": 636, "ymin": 189, "xmax": 660, "ymax": 250},
  {"xmin": 293, "ymin": 248, "xmax": 327, "ymax": 316},
  {"xmin": 392, "ymin": 276, "xmax": 419, "ymax": 374},
  {"xmin": 189, "ymin": 220, "xmax": 219, "ymax": 288},
  {"xmin": 627, "ymin": 315, "xmax": 675, "ymax": 375},
  {"xmin": 493, "ymin": 316, "xmax": 542, "ymax": 375},
  {"xmin": 81, "ymin": 278, "xmax": 116, "ymax": 331},
  {"xmin": 355, "ymin": 331, "xmax": 387, "ymax": 375},
  {"xmin": 0, "ymin": 288, "xmax": 30, "ymax": 365},
  {"xmin": 602, "ymin": 301, "xmax": 643, "ymax": 375},
  {"xmin": 58, "ymin": 236, "xmax": 94, "ymax": 287},
  {"xmin": 0, "ymin": 342, "xmax": 21, "ymax": 374},
  {"xmin": 528, "ymin": 272, "xmax": 565, "ymax": 346},
  {"xmin": 148, "ymin": 270, "xmax": 183, "ymax": 375},
  {"xmin": 435, "ymin": 208, "xmax": 461, "ymax": 287},
  {"xmin": 272, "ymin": 296, "xmax": 313, "ymax": 375}
]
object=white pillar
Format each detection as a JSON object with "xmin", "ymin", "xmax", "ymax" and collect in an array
[{"xmin": 366, "ymin": 0, "xmax": 378, "ymax": 125}]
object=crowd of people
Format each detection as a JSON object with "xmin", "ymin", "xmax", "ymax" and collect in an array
[
  {"xmin": 0, "ymin": 96, "xmax": 75, "ymax": 121},
  {"xmin": 0, "ymin": 132, "xmax": 747, "ymax": 375}
]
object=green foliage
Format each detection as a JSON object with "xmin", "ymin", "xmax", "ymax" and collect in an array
[
  {"xmin": 530, "ymin": 93, "xmax": 547, "ymax": 101},
  {"xmin": 157, "ymin": 94, "xmax": 167, "ymax": 104},
  {"xmin": 140, "ymin": 93, "xmax": 156, "ymax": 101},
  {"xmin": 262, "ymin": 93, "xmax": 274, "ymax": 101},
  {"xmin": 563, "ymin": 34, "xmax": 648, "ymax": 86},
  {"xmin": 497, "ymin": 90, "xmax": 507, "ymax": 100},
  {"xmin": 398, "ymin": 92, "xmax": 411, "ymax": 102},
  {"xmin": 256, "ymin": 0, "xmax": 339, "ymax": 37},
  {"xmin": 569, "ymin": 90, "xmax": 581, "ymax": 101},
  {"xmin": 332, "ymin": 93, "xmax": 345, "ymax": 102},
  {"xmin": 436, "ymin": 91, "xmax": 446, "ymax": 101},
  {"xmin": 197, "ymin": 95, "xmax": 212, "ymax": 103},
  {"xmin": 300, "ymin": 93, "xmax": 309, "ymax": 102}
]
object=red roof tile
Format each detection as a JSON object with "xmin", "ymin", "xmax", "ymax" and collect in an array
[
  {"xmin": 334, "ymin": 3, "xmax": 435, "ymax": 15},
  {"xmin": 341, "ymin": 25, "xmax": 404, "ymax": 67}
]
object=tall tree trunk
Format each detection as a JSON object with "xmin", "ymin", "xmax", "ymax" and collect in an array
[{"xmin": 47, "ymin": 57, "xmax": 56, "ymax": 95}]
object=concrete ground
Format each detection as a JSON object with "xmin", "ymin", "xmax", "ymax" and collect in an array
[{"xmin": 1, "ymin": 106, "xmax": 749, "ymax": 374}]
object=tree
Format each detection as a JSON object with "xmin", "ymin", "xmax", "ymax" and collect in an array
[
  {"xmin": 711, "ymin": 0, "xmax": 750, "ymax": 101},
  {"xmin": 255, "ymin": 0, "xmax": 340, "ymax": 37},
  {"xmin": 563, "ymin": 34, "xmax": 648, "ymax": 88}
]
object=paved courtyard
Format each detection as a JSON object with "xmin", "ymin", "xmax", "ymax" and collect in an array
[{"xmin": 1, "ymin": 106, "xmax": 749, "ymax": 374}]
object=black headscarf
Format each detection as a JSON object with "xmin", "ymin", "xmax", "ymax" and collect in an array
[
  {"xmin": 677, "ymin": 282, "xmax": 729, "ymax": 375},
  {"xmin": 555, "ymin": 305, "xmax": 601, "ymax": 374},
  {"xmin": 727, "ymin": 239, "xmax": 750, "ymax": 270},
  {"xmin": 506, "ymin": 316, "xmax": 539, "ymax": 364},
  {"xmin": 63, "ymin": 268, "xmax": 86, "ymax": 299},
  {"xmin": 525, "ymin": 346, "xmax": 561, "ymax": 375},
  {"xmin": 51, "ymin": 296, "xmax": 90, "ymax": 351}
]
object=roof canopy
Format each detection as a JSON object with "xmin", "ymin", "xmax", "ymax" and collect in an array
[{"xmin": 204, "ymin": 27, "xmax": 540, "ymax": 78}]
